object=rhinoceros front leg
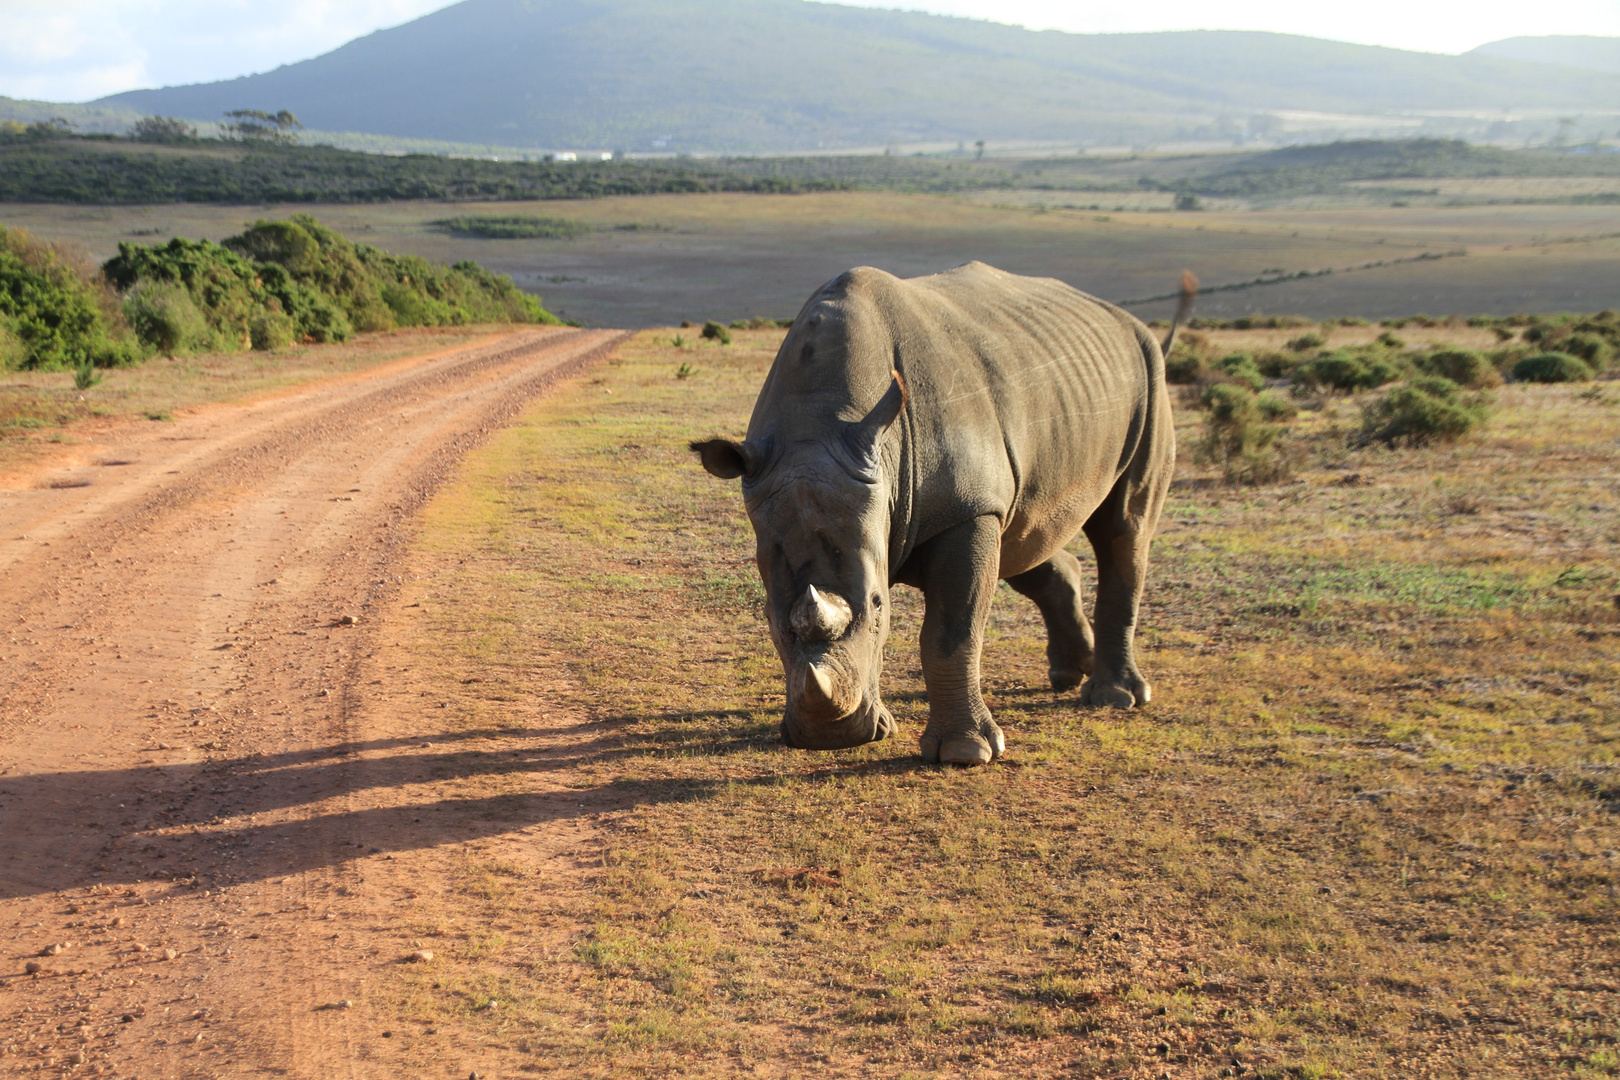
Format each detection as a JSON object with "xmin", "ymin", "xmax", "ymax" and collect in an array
[
  {"xmin": 907, "ymin": 515, "xmax": 1005, "ymax": 766},
  {"xmin": 1006, "ymin": 550, "xmax": 1095, "ymax": 692}
]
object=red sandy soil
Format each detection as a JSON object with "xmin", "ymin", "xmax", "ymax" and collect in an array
[{"xmin": 0, "ymin": 327, "xmax": 628, "ymax": 1078}]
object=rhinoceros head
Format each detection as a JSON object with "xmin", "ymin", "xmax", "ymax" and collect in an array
[{"xmin": 692, "ymin": 372, "xmax": 906, "ymax": 750}]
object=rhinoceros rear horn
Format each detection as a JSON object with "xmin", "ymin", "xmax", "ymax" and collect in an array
[
  {"xmin": 841, "ymin": 370, "xmax": 907, "ymax": 476},
  {"xmin": 691, "ymin": 437, "xmax": 761, "ymax": 480}
]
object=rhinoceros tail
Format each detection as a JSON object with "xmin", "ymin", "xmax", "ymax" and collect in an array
[{"xmin": 1160, "ymin": 270, "xmax": 1199, "ymax": 355}]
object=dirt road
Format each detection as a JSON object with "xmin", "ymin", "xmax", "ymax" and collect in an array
[{"xmin": 0, "ymin": 327, "xmax": 628, "ymax": 1077}]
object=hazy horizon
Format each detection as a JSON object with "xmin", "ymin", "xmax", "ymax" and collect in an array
[{"xmin": 0, "ymin": 0, "xmax": 1616, "ymax": 103}]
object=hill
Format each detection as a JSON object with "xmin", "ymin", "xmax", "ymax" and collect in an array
[
  {"xmin": 96, "ymin": 0, "xmax": 1620, "ymax": 154},
  {"xmin": 1470, "ymin": 35, "xmax": 1620, "ymax": 74}
]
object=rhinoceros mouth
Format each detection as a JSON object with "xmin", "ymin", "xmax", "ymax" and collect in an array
[{"xmin": 781, "ymin": 696, "xmax": 895, "ymax": 751}]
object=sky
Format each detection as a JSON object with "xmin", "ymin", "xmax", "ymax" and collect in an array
[{"xmin": 1, "ymin": 0, "xmax": 1617, "ymax": 104}]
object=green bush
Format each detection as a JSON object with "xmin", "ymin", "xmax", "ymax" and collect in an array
[
  {"xmin": 1376, "ymin": 330, "xmax": 1406, "ymax": 349},
  {"xmin": 1293, "ymin": 350, "xmax": 1402, "ymax": 393},
  {"xmin": 0, "ymin": 224, "xmax": 141, "ymax": 370},
  {"xmin": 1164, "ymin": 350, "xmax": 1207, "ymax": 384},
  {"xmin": 122, "ymin": 281, "xmax": 216, "ymax": 356},
  {"xmin": 104, "ymin": 214, "xmax": 556, "ymax": 356},
  {"xmin": 1418, "ymin": 348, "xmax": 1501, "ymax": 389},
  {"xmin": 249, "ymin": 309, "xmax": 298, "ymax": 351},
  {"xmin": 1194, "ymin": 382, "xmax": 1296, "ymax": 484},
  {"xmin": 701, "ymin": 320, "xmax": 731, "ymax": 345},
  {"xmin": 1359, "ymin": 375, "xmax": 1492, "ymax": 447},
  {"xmin": 1254, "ymin": 350, "xmax": 1299, "ymax": 378},
  {"xmin": 1257, "ymin": 391, "xmax": 1298, "ymax": 420},
  {"xmin": 1512, "ymin": 352, "xmax": 1593, "ymax": 383},
  {"xmin": 1286, "ymin": 331, "xmax": 1325, "ymax": 351},
  {"xmin": 433, "ymin": 215, "xmax": 593, "ymax": 240},
  {"xmin": 1562, "ymin": 332, "xmax": 1613, "ymax": 371},
  {"xmin": 1215, "ymin": 353, "xmax": 1265, "ymax": 392}
]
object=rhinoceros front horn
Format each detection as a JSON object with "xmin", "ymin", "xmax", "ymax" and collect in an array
[
  {"xmin": 804, "ymin": 662, "xmax": 836, "ymax": 710},
  {"xmin": 791, "ymin": 584, "xmax": 853, "ymax": 641}
]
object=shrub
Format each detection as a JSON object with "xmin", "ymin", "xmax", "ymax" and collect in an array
[
  {"xmin": 0, "ymin": 225, "xmax": 140, "ymax": 370},
  {"xmin": 1513, "ymin": 352, "xmax": 1593, "ymax": 383},
  {"xmin": 1164, "ymin": 349, "xmax": 1207, "ymax": 384},
  {"xmin": 1376, "ymin": 330, "xmax": 1405, "ymax": 348},
  {"xmin": 1562, "ymin": 332, "xmax": 1613, "ymax": 371},
  {"xmin": 1254, "ymin": 350, "xmax": 1299, "ymax": 379},
  {"xmin": 1215, "ymin": 353, "xmax": 1265, "ymax": 392},
  {"xmin": 1257, "ymin": 391, "xmax": 1298, "ymax": 420},
  {"xmin": 129, "ymin": 116, "xmax": 196, "ymax": 143},
  {"xmin": 1359, "ymin": 375, "xmax": 1492, "ymax": 447},
  {"xmin": 72, "ymin": 358, "xmax": 102, "ymax": 390},
  {"xmin": 104, "ymin": 215, "xmax": 556, "ymax": 356},
  {"xmin": 701, "ymin": 320, "xmax": 731, "ymax": 344},
  {"xmin": 1194, "ymin": 383, "xmax": 1296, "ymax": 484},
  {"xmin": 122, "ymin": 281, "xmax": 215, "ymax": 356},
  {"xmin": 1293, "ymin": 350, "xmax": 1402, "ymax": 393},
  {"xmin": 248, "ymin": 309, "xmax": 298, "ymax": 351},
  {"xmin": 1286, "ymin": 331, "xmax": 1325, "ymax": 352},
  {"xmin": 0, "ymin": 318, "xmax": 24, "ymax": 368},
  {"xmin": 1419, "ymin": 349, "xmax": 1501, "ymax": 389},
  {"xmin": 433, "ymin": 216, "xmax": 593, "ymax": 240}
]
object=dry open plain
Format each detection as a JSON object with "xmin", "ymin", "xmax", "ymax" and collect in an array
[
  {"xmin": 2, "ymin": 191, "xmax": 1616, "ymax": 328},
  {"xmin": 1, "ymin": 320, "xmax": 1617, "ymax": 1079}
]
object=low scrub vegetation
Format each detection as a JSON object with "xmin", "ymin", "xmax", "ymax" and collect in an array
[
  {"xmin": 433, "ymin": 215, "xmax": 595, "ymax": 240},
  {"xmin": 1160, "ymin": 310, "xmax": 1620, "ymax": 485},
  {"xmin": 1358, "ymin": 374, "xmax": 1494, "ymax": 447},
  {"xmin": 0, "ymin": 138, "xmax": 852, "ymax": 205},
  {"xmin": 1, "ymin": 216, "xmax": 554, "ymax": 371},
  {"xmin": 1512, "ymin": 351, "xmax": 1594, "ymax": 383}
]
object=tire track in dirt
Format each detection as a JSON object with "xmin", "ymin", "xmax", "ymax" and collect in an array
[{"xmin": 0, "ymin": 326, "xmax": 628, "ymax": 1078}]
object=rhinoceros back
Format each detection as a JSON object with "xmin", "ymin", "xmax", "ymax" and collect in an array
[{"xmin": 752, "ymin": 261, "xmax": 1173, "ymax": 577}]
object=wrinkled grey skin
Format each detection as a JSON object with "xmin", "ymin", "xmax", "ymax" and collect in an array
[{"xmin": 692, "ymin": 261, "xmax": 1175, "ymax": 765}]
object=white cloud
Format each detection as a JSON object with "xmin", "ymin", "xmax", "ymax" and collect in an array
[{"xmin": 0, "ymin": 0, "xmax": 455, "ymax": 102}]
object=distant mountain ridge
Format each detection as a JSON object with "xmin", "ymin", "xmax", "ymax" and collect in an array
[
  {"xmin": 94, "ymin": 1, "xmax": 1620, "ymax": 153},
  {"xmin": 1469, "ymin": 35, "xmax": 1620, "ymax": 75}
]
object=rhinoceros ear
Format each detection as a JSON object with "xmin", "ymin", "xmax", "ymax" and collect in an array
[
  {"xmin": 841, "ymin": 370, "xmax": 907, "ymax": 477},
  {"xmin": 690, "ymin": 437, "xmax": 761, "ymax": 480}
]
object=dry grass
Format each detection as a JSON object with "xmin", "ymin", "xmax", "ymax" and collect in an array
[{"xmin": 376, "ymin": 328, "xmax": 1619, "ymax": 1078}]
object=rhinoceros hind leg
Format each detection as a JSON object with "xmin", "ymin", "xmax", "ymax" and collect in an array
[
  {"xmin": 1078, "ymin": 447, "xmax": 1169, "ymax": 709},
  {"xmin": 1007, "ymin": 550, "xmax": 1095, "ymax": 693}
]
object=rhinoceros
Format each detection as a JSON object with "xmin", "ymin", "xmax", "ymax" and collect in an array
[{"xmin": 691, "ymin": 261, "xmax": 1186, "ymax": 765}]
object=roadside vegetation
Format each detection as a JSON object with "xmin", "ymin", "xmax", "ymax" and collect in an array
[
  {"xmin": 0, "ymin": 215, "xmax": 554, "ymax": 375},
  {"xmin": 375, "ymin": 325, "xmax": 1619, "ymax": 1078}
]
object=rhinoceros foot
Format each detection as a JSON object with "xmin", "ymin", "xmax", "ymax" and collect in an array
[
  {"xmin": 1080, "ymin": 675, "xmax": 1151, "ymax": 708},
  {"xmin": 1048, "ymin": 665, "xmax": 1089, "ymax": 693},
  {"xmin": 920, "ymin": 718, "xmax": 1004, "ymax": 767}
]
